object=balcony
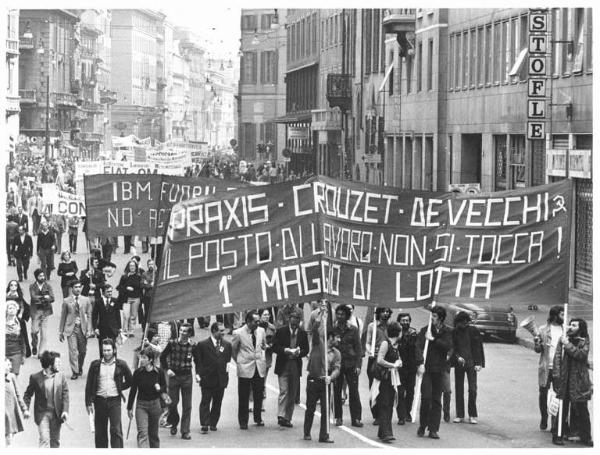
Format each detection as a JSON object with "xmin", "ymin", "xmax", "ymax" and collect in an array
[
  {"xmin": 80, "ymin": 132, "xmax": 104, "ymax": 142},
  {"xmin": 54, "ymin": 92, "xmax": 78, "ymax": 108},
  {"xmin": 326, "ymin": 74, "xmax": 352, "ymax": 110},
  {"xmin": 19, "ymin": 89, "xmax": 37, "ymax": 104},
  {"xmin": 6, "ymin": 38, "xmax": 19, "ymax": 57},
  {"xmin": 80, "ymin": 46, "xmax": 96, "ymax": 60},
  {"xmin": 70, "ymin": 79, "xmax": 82, "ymax": 94},
  {"xmin": 311, "ymin": 109, "xmax": 342, "ymax": 131},
  {"xmin": 81, "ymin": 21, "xmax": 102, "ymax": 36},
  {"xmin": 382, "ymin": 9, "xmax": 417, "ymax": 35},
  {"xmin": 99, "ymin": 89, "xmax": 117, "ymax": 105},
  {"xmin": 6, "ymin": 96, "xmax": 21, "ymax": 114},
  {"xmin": 19, "ymin": 36, "xmax": 34, "ymax": 50},
  {"xmin": 82, "ymin": 100, "xmax": 104, "ymax": 113}
]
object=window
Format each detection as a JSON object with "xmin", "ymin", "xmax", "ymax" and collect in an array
[
  {"xmin": 417, "ymin": 41, "xmax": 422, "ymax": 91},
  {"xmin": 493, "ymin": 22, "xmax": 502, "ymax": 83},
  {"xmin": 573, "ymin": 8, "xmax": 585, "ymax": 73},
  {"xmin": 364, "ymin": 10, "xmax": 372, "ymax": 74},
  {"xmin": 455, "ymin": 33, "xmax": 461, "ymax": 89},
  {"xmin": 312, "ymin": 13, "xmax": 318, "ymax": 55},
  {"xmin": 241, "ymin": 15, "xmax": 257, "ymax": 31},
  {"xmin": 469, "ymin": 28, "xmax": 476, "ymax": 87},
  {"xmin": 509, "ymin": 135, "xmax": 527, "ymax": 188},
  {"xmin": 242, "ymin": 123, "xmax": 257, "ymax": 159},
  {"xmin": 396, "ymin": 54, "xmax": 403, "ymax": 94},
  {"xmin": 373, "ymin": 9, "xmax": 380, "ymax": 73},
  {"xmin": 494, "ymin": 135, "xmax": 507, "ymax": 191},
  {"xmin": 477, "ymin": 27, "xmax": 484, "ymax": 85},
  {"xmin": 261, "ymin": 14, "xmax": 274, "ymax": 30},
  {"xmin": 300, "ymin": 19, "xmax": 305, "ymax": 58},
  {"xmin": 241, "ymin": 51, "xmax": 257, "ymax": 84},
  {"xmin": 406, "ymin": 55, "xmax": 413, "ymax": 93},
  {"xmin": 485, "ymin": 24, "xmax": 492, "ymax": 84},
  {"xmin": 501, "ymin": 20, "xmax": 509, "ymax": 83},
  {"xmin": 427, "ymin": 39, "xmax": 433, "ymax": 90},
  {"xmin": 260, "ymin": 51, "xmax": 277, "ymax": 84},
  {"xmin": 585, "ymin": 8, "xmax": 592, "ymax": 72},
  {"xmin": 462, "ymin": 31, "xmax": 468, "ymax": 88},
  {"xmin": 287, "ymin": 27, "xmax": 291, "ymax": 63}
]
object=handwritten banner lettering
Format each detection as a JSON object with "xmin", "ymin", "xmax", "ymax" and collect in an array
[{"xmin": 149, "ymin": 176, "xmax": 572, "ymax": 321}]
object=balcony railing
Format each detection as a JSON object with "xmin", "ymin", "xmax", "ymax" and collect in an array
[
  {"xmin": 6, "ymin": 95, "xmax": 21, "ymax": 113},
  {"xmin": 382, "ymin": 9, "xmax": 417, "ymax": 34},
  {"xmin": 54, "ymin": 92, "xmax": 78, "ymax": 108},
  {"xmin": 19, "ymin": 36, "xmax": 34, "ymax": 50},
  {"xmin": 311, "ymin": 108, "xmax": 342, "ymax": 130},
  {"xmin": 80, "ymin": 46, "xmax": 96, "ymax": 59},
  {"xmin": 7, "ymin": 38, "xmax": 19, "ymax": 56},
  {"xmin": 82, "ymin": 100, "xmax": 104, "ymax": 113},
  {"xmin": 99, "ymin": 89, "xmax": 117, "ymax": 105},
  {"xmin": 19, "ymin": 89, "xmax": 37, "ymax": 104},
  {"xmin": 326, "ymin": 74, "xmax": 352, "ymax": 110}
]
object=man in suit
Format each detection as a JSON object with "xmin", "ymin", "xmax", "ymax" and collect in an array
[
  {"xmin": 92, "ymin": 285, "xmax": 123, "ymax": 357},
  {"xmin": 29, "ymin": 268, "xmax": 55, "ymax": 357},
  {"xmin": 6, "ymin": 216, "xmax": 18, "ymax": 266},
  {"xmin": 23, "ymin": 350, "xmax": 70, "ymax": 447},
  {"xmin": 37, "ymin": 218, "xmax": 56, "ymax": 279},
  {"xmin": 273, "ymin": 311, "xmax": 309, "ymax": 427},
  {"xmin": 193, "ymin": 322, "xmax": 233, "ymax": 433},
  {"xmin": 59, "ymin": 280, "xmax": 93, "ymax": 379},
  {"xmin": 232, "ymin": 310, "xmax": 267, "ymax": 429},
  {"xmin": 14, "ymin": 206, "xmax": 30, "ymax": 232},
  {"xmin": 28, "ymin": 189, "xmax": 44, "ymax": 235},
  {"xmin": 13, "ymin": 225, "xmax": 34, "ymax": 281}
]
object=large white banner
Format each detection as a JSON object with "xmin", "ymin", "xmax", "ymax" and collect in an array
[{"xmin": 42, "ymin": 183, "xmax": 86, "ymax": 217}]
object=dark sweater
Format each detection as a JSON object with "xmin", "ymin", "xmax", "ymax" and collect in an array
[
  {"xmin": 36, "ymin": 230, "xmax": 55, "ymax": 251},
  {"xmin": 57, "ymin": 261, "xmax": 79, "ymax": 288},
  {"xmin": 451, "ymin": 325, "xmax": 485, "ymax": 368},
  {"xmin": 117, "ymin": 273, "xmax": 143, "ymax": 300},
  {"xmin": 127, "ymin": 367, "xmax": 167, "ymax": 410}
]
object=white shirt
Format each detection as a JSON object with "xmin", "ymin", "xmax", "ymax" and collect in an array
[{"xmin": 549, "ymin": 324, "xmax": 563, "ymax": 366}]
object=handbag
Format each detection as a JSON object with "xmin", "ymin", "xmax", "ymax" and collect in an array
[{"xmin": 547, "ymin": 387, "xmax": 559, "ymax": 417}]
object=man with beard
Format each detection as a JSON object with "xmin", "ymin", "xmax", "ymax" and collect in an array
[
  {"xmin": 534, "ymin": 305, "xmax": 564, "ymax": 431},
  {"xmin": 397, "ymin": 312, "xmax": 423, "ymax": 425},
  {"xmin": 23, "ymin": 351, "xmax": 69, "ymax": 447},
  {"xmin": 364, "ymin": 307, "xmax": 392, "ymax": 424},
  {"xmin": 551, "ymin": 318, "xmax": 593, "ymax": 446},
  {"xmin": 36, "ymin": 219, "xmax": 56, "ymax": 279},
  {"xmin": 29, "ymin": 269, "xmax": 55, "ymax": 357},
  {"xmin": 416, "ymin": 306, "xmax": 452, "ymax": 440},
  {"xmin": 85, "ymin": 339, "xmax": 133, "ymax": 448}
]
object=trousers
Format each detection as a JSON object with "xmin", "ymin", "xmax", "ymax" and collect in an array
[
  {"xmin": 420, "ymin": 372, "xmax": 443, "ymax": 433},
  {"xmin": 31, "ymin": 311, "xmax": 50, "ymax": 356},
  {"xmin": 333, "ymin": 366, "xmax": 361, "ymax": 421},
  {"xmin": 135, "ymin": 398, "xmax": 162, "ymax": 448},
  {"xmin": 38, "ymin": 411, "xmax": 62, "ymax": 448},
  {"xmin": 93, "ymin": 396, "xmax": 123, "ymax": 448},
  {"xmin": 67, "ymin": 324, "xmax": 87, "ymax": 374},
  {"xmin": 304, "ymin": 377, "xmax": 330, "ymax": 440},
  {"xmin": 277, "ymin": 372, "xmax": 300, "ymax": 422},
  {"xmin": 238, "ymin": 368, "xmax": 265, "ymax": 425},
  {"xmin": 167, "ymin": 373, "xmax": 193, "ymax": 434},
  {"xmin": 199, "ymin": 386, "xmax": 225, "ymax": 427},
  {"xmin": 454, "ymin": 366, "xmax": 478, "ymax": 418}
]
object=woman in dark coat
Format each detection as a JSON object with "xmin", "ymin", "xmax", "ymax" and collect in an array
[{"xmin": 56, "ymin": 250, "xmax": 78, "ymax": 298}]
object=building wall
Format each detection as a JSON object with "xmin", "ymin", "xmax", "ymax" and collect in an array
[{"xmin": 6, "ymin": 9, "xmax": 20, "ymax": 149}]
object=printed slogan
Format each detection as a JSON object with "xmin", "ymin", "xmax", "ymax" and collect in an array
[{"xmin": 149, "ymin": 176, "xmax": 572, "ymax": 321}]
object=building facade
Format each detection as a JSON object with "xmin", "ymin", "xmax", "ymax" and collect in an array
[
  {"xmin": 6, "ymin": 9, "xmax": 21, "ymax": 159},
  {"xmin": 383, "ymin": 8, "xmax": 593, "ymax": 304},
  {"xmin": 18, "ymin": 9, "xmax": 81, "ymax": 159},
  {"xmin": 238, "ymin": 8, "xmax": 287, "ymax": 163}
]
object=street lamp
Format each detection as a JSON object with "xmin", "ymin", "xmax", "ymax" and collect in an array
[{"xmin": 37, "ymin": 40, "xmax": 50, "ymax": 161}]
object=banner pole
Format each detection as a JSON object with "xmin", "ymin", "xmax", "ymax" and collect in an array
[
  {"xmin": 370, "ymin": 310, "xmax": 377, "ymax": 357},
  {"xmin": 324, "ymin": 307, "xmax": 330, "ymax": 434},
  {"xmin": 557, "ymin": 302, "xmax": 569, "ymax": 438},
  {"xmin": 411, "ymin": 300, "xmax": 435, "ymax": 423}
]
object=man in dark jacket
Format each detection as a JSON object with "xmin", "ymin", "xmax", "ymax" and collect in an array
[
  {"xmin": 332, "ymin": 304, "xmax": 364, "ymax": 428},
  {"xmin": 36, "ymin": 219, "xmax": 56, "ymax": 279},
  {"xmin": 85, "ymin": 338, "xmax": 133, "ymax": 448},
  {"xmin": 192, "ymin": 322, "xmax": 232, "ymax": 433},
  {"xmin": 397, "ymin": 312, "xmax": 423, "ymax": 424},
  {"xmin": 417, "ymin": 306, "xmax": 452, "ymax": 440},
  {"xmin": 451, "ymin": 311, "xmax": 485, "ymax": 424},
  {"xmin": 551, "ymin": 318, "xmax": 593, "ymax": 446},
  {"xmin": 13, "ymin": 225, "xmax": 34, "ymax": 281},
  {"xmin": 272, "ymin": 311, "xmax": 309, "ymax": 427},
  {"xmin": 92, "ymin": 285, "xmax": 123, "ymax": 357}
]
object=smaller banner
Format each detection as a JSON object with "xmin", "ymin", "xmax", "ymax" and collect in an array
[{"xmin": 41, "ymin": 183, "xmax": 86, "ymax": 217}]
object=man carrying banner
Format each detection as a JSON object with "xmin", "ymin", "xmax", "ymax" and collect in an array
[
  {"xmin": 193, "ymin": 322, "xmax": 232, "ymax": 433},
  {"xmin": 417, "ymin": 306, "xmax": 452, "ymax": 439},
  {"xmin": 332, "ymin": 304, "xmax": 363, "ymax": 428},
  {"xmin": 232, "ymin": 311, "xmax": 267, "ymax": 430}
]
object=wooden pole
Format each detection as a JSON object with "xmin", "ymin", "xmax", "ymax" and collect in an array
[
  {"xmin": 323, "ymin": 307, "xmax": 330, "ymax": 433},
  {"xmin": 370, "ymin": 311, "xmax": 377, "ymax": 357},
  {"xmin": 411, "ymin": 301, "xmax": 435, "ymax": 422},
  {"xmin": 557, "ymin": 302, "xmax": 569, "ymax": 438}
]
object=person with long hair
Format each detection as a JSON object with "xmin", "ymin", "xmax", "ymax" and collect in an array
[
  {"xmin": 117, "ymin": 260, "xmax": 143, "ymax": 337},
  {"xmin": 6, "ymin": 300, "xmax": 31, "ymax": 375},
  {"xmin": 57, "ymin": 251, "xmax": 78, "ymax": 299},
  {"xmin": 5, "ymin": 358, "xmax": 30, "ymax": 446},
  {"xmin": 6, "ymin": 279, "xmax": 30, "ymax": 323},
  {"xmin": 127, "ymin": 347, "xmax": 167, "ymax": 448}
]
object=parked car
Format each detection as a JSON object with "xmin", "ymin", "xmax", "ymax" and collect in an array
[{"xmin": 435, "ymin": 301, "xmax": 518, "ymax": 342}]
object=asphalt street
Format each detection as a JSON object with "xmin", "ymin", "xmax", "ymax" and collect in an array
[{"xmin": 6, "ymin": 231, "xmax": 587, "ymax": 449}]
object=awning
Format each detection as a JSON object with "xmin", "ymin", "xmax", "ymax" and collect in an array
[{"xmin": 273, "ymin": 111, "xmax": 312, "ymax": 124}]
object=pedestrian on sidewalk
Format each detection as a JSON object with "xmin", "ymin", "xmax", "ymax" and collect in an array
[
  {"xmin": 58, "ymin": 280, "xmax": 93, "ymax": 380},
  {"xmin": 193, "ymin": 322, "xmax": 232, "ymax": 433},
  {"xmin": 23, "ymin": 351, "xmax": 69, "ymax": 448},
  {"xmin": 85, "ymin": 338, "xmax": 133, "ymax": 448}
]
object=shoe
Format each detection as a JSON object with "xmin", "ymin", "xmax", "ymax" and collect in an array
[
  {"xmin": 540, "ymin": 418, "xmax": 548, "ymax": 430},
  {"xmin": 181, "ymin": 433, "xmax": 191, "ymax": 440},
  {"xmin": 71, "ymin": 374, "xmax": 79, "ymax": 380},
  {"xmin": 318, "ymin": 438, "xmax": 334, "ymax": 443},
  {"xmin": 381, "ymin": 436, "xmax": 394, "ymax": 444},
  {"xmin": 280, "ymin": 420, "xmax": 293, "ymax": 428},
  {"xmin": 161, "ymin": 421, "xmax": 173, "ymax": 428},
  {"xmin": 444, "ymin": 413, "xmax": 450, "ymax": 423},
  {"xmin": 240, "ymin": 424, "xmax": 248, "ymax": 430},
  {"xmin": 417, "ymin": 426, "xmax": 425, "ymax": 437},
  {"xmin": 429, "ymin": 431, "xmax": 440, "ymax": 439},
  {"xmin": 335, "ymin": 418, "xmax": 342, "ymax": 426},
  {"xmin": 295, "ymin": 399, "xmax": 301, "ymax": 405},
  {"xmin": 398, "ymin": 419, "xmax": 405, "ymax": 425},
  {"xmin": 255, "ymin": 421, "xmax": 265, "ymax": 427},
  {"xmin": 468, "ymin": 417, "xmax": 478, "ymax": 424},
  {"xmin": 303, "ymin": 435, "xmax": 312, "ymax": 441},
  {"xmin": 210, "ymin": 426, "xmax": 217, "ymax": 431},
  {"xmin": 170, "ymin": 427, "xmax": 177, "ymax": 436},
  {"xmin": 453, "ymin": 417, "xmax": 463, "ymax": 423},
  {"xmin": 351, "ymin": 420, "xmax": 364, "ymax": 428},
  {"xmin": 552, "ymin": 436, "xmax": 565, "ymax": 446},
  {"xmin": 373, "ymin": 419, "xmax": 379, "ymax": 426},
  {"xmin": 32, "ymin": 346, "xmax": 37, "ymax": 356},
  {"xmin": 201, "ymin": 427, "xmax": 208, "ymax": 434},
  {"xmin": 406, "ymin": 414, "xmax": 412, "ymax": 422}
]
